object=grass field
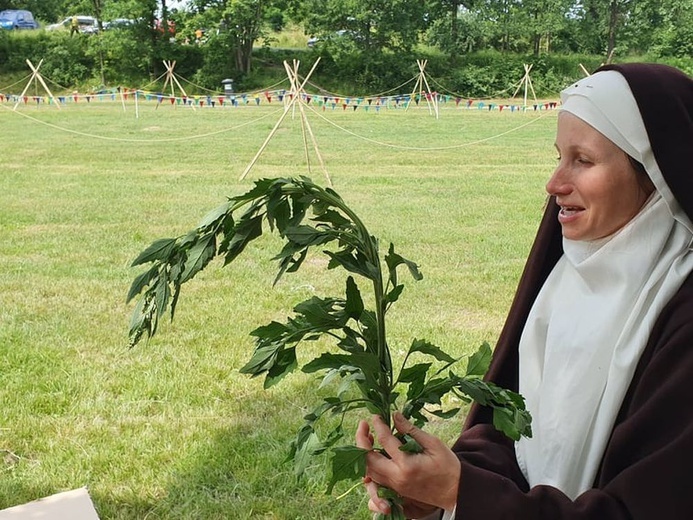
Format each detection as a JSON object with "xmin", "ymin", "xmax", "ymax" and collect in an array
[{"xmin": 0, "ymin": 96, "xmax": 557, "ymax": 518}]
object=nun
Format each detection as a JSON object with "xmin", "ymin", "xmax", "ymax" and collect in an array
[{"xmin": 356, "ymin": 63, "xmax": 693, "ymax": 519}]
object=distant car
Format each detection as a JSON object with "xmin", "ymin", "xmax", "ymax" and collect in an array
[
  {"xmin": 0, "ymin": 9, "xmax": 39, "ymax": 30},
  {"xmin": 103, "ymin": 18, "xmax": 136, "ymax": 30},
  {"xmin": 47, "ymin": 16, "xmax": 99, "ymax": 34},
  {"xmin": 307, "ymin": 30, "xmax": 359, "ymax": 47}
]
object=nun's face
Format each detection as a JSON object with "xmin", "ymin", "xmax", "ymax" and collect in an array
[{"xmin": 546, "ymin": 112, "xmax": 653, "ymax": 241}]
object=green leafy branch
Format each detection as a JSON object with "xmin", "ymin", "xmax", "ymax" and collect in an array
[{"xmin": 127, "ymin": 176, "xmax": 531, "ymax": 506}]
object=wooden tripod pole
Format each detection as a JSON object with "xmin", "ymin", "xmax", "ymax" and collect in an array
[
  {"xmin": 239, "ymin": 57, "xmax": 322, "ymax": 182},
  {"xmin": 14, "ymin": 59, "xmax": 60, "ymax": 110},
  {"xmin": 159, "ymin": 60, "xmax": 195, "ymax": 111},
  {"xmin": 285, "ymin": 60, "xmax": 332, "ymax": 186},
  {"xmin": 405, "ymin": 60, "xmax": 438, "ymax": 118}
]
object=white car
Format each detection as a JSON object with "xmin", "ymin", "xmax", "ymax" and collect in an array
[{"xmin": 47, "ymin": 16, "xmax": 99, "ymax": 34}]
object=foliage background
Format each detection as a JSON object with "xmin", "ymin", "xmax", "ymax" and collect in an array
[{"xmin": 0, "ymin": 0, "xmax": 691, "ymax": 96}]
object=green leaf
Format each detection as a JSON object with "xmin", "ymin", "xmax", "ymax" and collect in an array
[
  {"xmin": 239, "ymin": 344, "xmax": 282, "ymax": 376},
  {"xmin": 283, "ymin": 225, "xmax": 333, "ymax": 247},
  {"xmin": 325, "ymin": 250, "xmax": 376, "ymax": 280},
  {"xmin": 384, "ymin": 284, "xmax": 404, "ymax": 305},
  {"xmin": 302, "ymin": 353, "xmax": 355, "ymax": 373},
  {"xmin": 130, "ymin": 238, "xmax": 177, "ymax": 267},
  {"xmin": 417, "ymin": 377, "xmax": 455, "ymax": 405},
  {"xmin": 274, "ymin": 246, "xmax": 308, "ymax": 285},
  {"xmin": 451, "ymin": 375, "xmax": 532, "ymax": 440},
  {"xmin": 344, "ymin": 276, "xmax": 364, "ymax": 320},
  {"xmin": 181, "ymin": 235, "xmax": 216, "ymax": 283},
  {"xmin": 198, "ymin": 200, "xmax": 232, "ymax": 229},
  {"xmin": 232, "ymin": 177, "xmax": 280, "ymax": 203},
  {"xmin": 452, "ymin": 376, "xmax": 493, "ymax": 405},
  {"xmin": 294, "ymin": 296, "xmax": 348, "ymax": 329},
  {"xmin": 407, "ymin": 338, "xmax": 456, "ymax": 364},
  {"xmin": 266, "ymin": 188, "xmax": 291, "ymax": 233},
  {"xmin": 398, "ymin": 362, "xmax": 431, "ymax": 400},
  {"xmin": 327, "ymin": 445, "xmax": 368, "ymax": 493},
  {"xmin": 336, "ymin": 327, "xmax": 365, "ymax": 353},
  {"xmin": 429, "ymin": 407, "xmax": 461, "ymax": 419},
  {"xmin": 466, "ymin": 342, "xmax": 492, "ymax": 377},
  {"xmin": 223, "ymin": 215, "xmax": 263, "ymax": 265},
  {"xmin": 385, "ymin": 243, "xmax": 423, "ymax": 286},
  {"xmin": 311, "ymin": 208, "xmax": 352, "ymax": 229},
  {"xmin": 264, "ymin": 347, "xmax": 298, "ymax": 389},
  {"xmin": 250, "ymin": 320, "xmax": 288, "ymax": 340},
  {"xmin": 337, "ymin": 371, "xmax": 366, "ymax": 397},
  {"xmin": 154, "ymin": 273, "xmax": 171, "ymax": 320},
  {"xmin": 493, "ymin": 407, "xmax": 530, "ymax": 442},
  {"xmin": 290, "ymin": 426, "xmax": 322, "ymax": 477},
  {"xmin": 126, "ymin": 265, "xmax": 159, "ymax": 303}
]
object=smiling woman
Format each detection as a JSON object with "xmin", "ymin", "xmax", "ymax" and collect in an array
[
  {"xmin": 357, "ymin": 63, "xmax": 693, "ymax": 520},
  {"xmin": 548, "ymin": 112, "xmax": 654, "ymax": 241}
]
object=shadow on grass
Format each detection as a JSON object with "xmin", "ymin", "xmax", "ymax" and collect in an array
[{"xmin": 90, "ymin": 383, "xmax": 371, "ymax": 520}]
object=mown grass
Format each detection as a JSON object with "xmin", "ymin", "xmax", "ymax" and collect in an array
[{"xmin": 0, "ymin": 97, "xmax": 556, "ymax": 518}]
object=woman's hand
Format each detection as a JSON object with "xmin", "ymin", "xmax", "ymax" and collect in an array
[{"xmin": 355, "ymin": 412, "xmax": 461, "ymax": 517}]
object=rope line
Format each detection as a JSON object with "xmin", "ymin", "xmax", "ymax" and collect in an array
[
  {"xmin": 303, "ymin": 75, "xmax": 417, "ymax": 99},
  {"xmin": 0, "ymin": 102, "xmax": 285, "ymax": 143},
  {"xmin": 305, "ymin": 103, "xmax": 555, "ymax": 151},
  {"xmin": 138, "ymin": 71, "xmax": 169, "ymax": 91},
  {"xmin": 0, "ymin": 73, "xmax": 33, "ymax": 92},
  {"xmin": 427, "ymin": 75, "xmax": 520, "ymax": 101}
]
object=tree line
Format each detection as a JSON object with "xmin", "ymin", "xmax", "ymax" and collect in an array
[{"xmin": 0, "ymin": 0, "xmax": 690, "ymax": 95}]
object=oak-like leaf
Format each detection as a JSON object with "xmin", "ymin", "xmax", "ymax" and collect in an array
[
  {"xmin": 407, "ymin": 338, "xmax": 457, "ymax": 364},
  {"xmin": 327, "ymin": 445, "xmax": 368, "ymax": 493},
  {"xmin": 466, "ymin": 342, "xmax": 492, "ymax": 377},
  {"xmin": 130, "ymin": 238, "xmax": 177, "ymax": 267}
]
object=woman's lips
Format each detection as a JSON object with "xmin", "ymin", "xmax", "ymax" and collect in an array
[{"xmin": 558, "ymin": 205, "xmax": 584, "ymax": 223}]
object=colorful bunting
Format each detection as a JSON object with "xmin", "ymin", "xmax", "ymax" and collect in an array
[{"xmin": 0, "ymin": 83, "xmax": 559, "ymax": 114}]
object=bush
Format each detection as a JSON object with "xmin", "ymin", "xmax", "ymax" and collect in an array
[{"xmin": 0, "ymin": 28, "xmax": 677, "ymax": 98}]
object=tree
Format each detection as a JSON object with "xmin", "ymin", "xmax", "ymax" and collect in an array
[
  {"xmin": 221, "ymin": 0, "xmax": 267, "ymax": 73},
  {"xmin": 521, "ymin": 0, "xmax": 571, "ymax": 54},
  {"xmin": 428, "ymin": 0, "xmax": 476, "ymax": 52},
  {"xmin": 297, "ymin": 0, "xmax": 429, "ymax": 54},
  {"xmin": 185, "ymin": 0, "xmax": 283, "ymax": 74}
]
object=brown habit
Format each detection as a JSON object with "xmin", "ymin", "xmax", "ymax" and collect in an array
[{"xmin": 450, "ymin": 64, "xmax": 693, "ymax": 519}]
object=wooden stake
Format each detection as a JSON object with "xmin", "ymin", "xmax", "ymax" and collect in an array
[
  {"xmin": 159, "ymin": 60, "xmax": 194, "ymax": 111},
  {"xmin": 239, "ymin": 58, "xmax": 331, "ymax": 185},
  {"xmin": 14, "ymin": 59, "xmax": 60, "ymax": 110},
  {"xmin": 406, "ymin": 60, "xmax": 438, "ymax": 118}
]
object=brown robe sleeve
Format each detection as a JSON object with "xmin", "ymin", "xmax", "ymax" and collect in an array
[{"xmin": 450, "ymin": 268, "xmax": 693, "ymax": 519}]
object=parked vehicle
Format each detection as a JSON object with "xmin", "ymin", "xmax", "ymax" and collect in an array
[
  {"xmin": 47, "ymin": 16, "xmax": 99, "ymax": 34},
  {"xmin": 0, "ymin": 10, "xmax": 39, "ymax": 30},
  {"xmin": 103, "ymin": 18, "xmax": 136, "ymax": 30}
]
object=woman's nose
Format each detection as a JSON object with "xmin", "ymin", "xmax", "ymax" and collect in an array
[{"xmin": 545, "ymin": 166, "xmax": 570, "ymax": 196}]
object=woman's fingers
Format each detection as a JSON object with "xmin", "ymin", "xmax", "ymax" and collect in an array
[
  {"xmin": 392, "ymin": 411, "xmax": 439, "ymax": 450},
  {"xmin": 371, "ymin": 414, "xmax": 407, "ymax": 457},
  {"xmin": 372, "ymin": 413, "xmax": 438, "ymax": 459},
  {"xmin": 363, "ymin": 477, "xmax": 391, "ymax": 514},
  {"xmin": 357, "ymin": 421, "xmax": 391, "ymax": 514},
  {"xmin": 362, "ymin": 413, "xmax": 461, "ymax": 512},
  {"xmin": 356, "ymin": 419, "xmax": 374, "ymax": 450}
]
